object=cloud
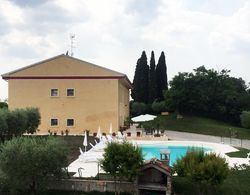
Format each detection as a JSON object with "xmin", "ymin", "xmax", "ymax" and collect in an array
[{"xmin": 0, "ymin": 0, "xmax": 250, "ymax": 99}]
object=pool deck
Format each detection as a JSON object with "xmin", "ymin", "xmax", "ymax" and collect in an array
[{"xmin": 68, "ymin": 139, "xmax": 250, "ymax": 178}]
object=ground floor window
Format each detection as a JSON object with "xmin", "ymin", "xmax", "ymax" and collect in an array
[
  {"xmin": 67, "ymin": 119, "xmax": 74, "ymax": 127},
  {"xmin": 51, "ymin": 118, "xmax": 58, "ymax": 126}
]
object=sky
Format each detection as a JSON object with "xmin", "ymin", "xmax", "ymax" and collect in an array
[{"xmin": 0, "ymin": 0, "xmax": 250, "ymax": 100}]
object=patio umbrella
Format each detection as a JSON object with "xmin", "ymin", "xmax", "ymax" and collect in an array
[
  {"xmin": 96, "ymin": 126, "xmax": 102, "ymax": 139},
  {"xmin": 132, "ymin": 114, "xmax": 157, "ymax": 122},
  {"xmin": 83, "ymin": 131, "xmax": 88, "ymax": 152},
  {"xmin": 109, "ymin": 123, "xmax": 113, "ymax": 135}
]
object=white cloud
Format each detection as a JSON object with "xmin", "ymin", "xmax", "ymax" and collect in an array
[{"xmin": 0, "ymin": 0, "xmax": 250, "ymax": 100}]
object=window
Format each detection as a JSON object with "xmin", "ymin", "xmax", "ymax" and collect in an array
[
  {"xmin": 67, "ymin": 119, "xmax": 74, "ymax": 127},
  {"xmin": 51, "ymin": 119, "xmax": 58, "ymax": 126},
  {"xmin": 67, "ymin": 88, "xmax": 75, "ymax": 97},
  {"xmin": 51, "ymin": 89, "xmax": 59, "ymax": 97}
]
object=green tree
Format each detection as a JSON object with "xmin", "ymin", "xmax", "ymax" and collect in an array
[
  {"xmin": 165, "ymin": 66, "xmax": 250, "ymax": 124},
  {"xmin": 100, "ymin": 142, "xmax": 143, "ymax": 194},
  {"xmin": 131, "ymin": 102, "xmax": 147, "ymax": 116},
  {"xmin": 131, "ymin": 51, "xmax": 149, "ymax": 103},
  {"xmin": 240, "ymin": 111, "xmax": 250, "ymax": 129},
  {"xmin": 173, "ymin": 149, "xmax": 229, "ymax": 194},
  {"xmin": 0, "ymin": 101, "xmax": 8, "ymax": 109},
  {"xmin": 0, "ymin": 137, "xmax": 68, "ymax": 194},
  {"xmin": 25, "ymin": 107, "xmax": 41, "ymax": 134},
  {"xmin": 0, "ymin": 110, "xmax": 8, "ymax": 142},
  {"xmin": 156, "ymin": 51, "xmax": 168, "ymax": 101},
  {"xmin": 148, "ymin": 51, "xmax": 157, "ymax": 103},
  {"xmin": 151, "ymin": 101, "xmax": 166, "ymax": 114},
  {"xmin": 6, "ymin": 108, "xmax": 27, "ymax": 137}
]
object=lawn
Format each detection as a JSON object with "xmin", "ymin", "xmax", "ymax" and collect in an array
[
  {"xmin": 143, "ymin": 114, "xmax": 250, "ymax": 139},
  {"xmin": 226, "ymin": 147, "xmax": 250, "ymax": 158}
]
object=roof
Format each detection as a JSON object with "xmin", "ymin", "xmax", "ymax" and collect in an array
[
  {"xmin": 2, "ymin": 54, "xmax": 132, "ymax": 88},
  {"xmin": 141, "ymin": 158, "xmax": 171, "ymax": 175}
]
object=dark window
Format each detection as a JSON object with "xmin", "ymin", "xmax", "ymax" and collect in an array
[
  {"xmin": 51, "ymin": 89, "xmax": 59, "ymax": 96},
  {"xmin": 51, "ymin": 119, "xmax": 58, "ymax": 126},
  {"xmin": 67, "ymin": 89, "xmax": 75, "ymax": 96},
  {"xmin": 67, "ymin": 119, "xmax": 74, "ymax": 126}
]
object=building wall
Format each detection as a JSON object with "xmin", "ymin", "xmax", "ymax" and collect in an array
[
  {"xmin": 8, "ymin": 78, "xmax": 120, "ymax": 134},
  {"xmin": 118, "ymin": 80, "xmax": 130, "ymax": 128}
]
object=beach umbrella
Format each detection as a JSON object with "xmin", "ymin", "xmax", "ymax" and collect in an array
[
  {"xmin": 109, "ymin": 123, "xmax": 113, "ymax": 135},
  {"xmin": 96, "ymin": 126, "xmax": 102, "ymax": 139},
  {"xmin": 83, "ymin": 131, "xmax": 88, "ymax": 152},
  {"xmin": 132, "ymin": 114, "xmax": 157, "ymax": 122}
]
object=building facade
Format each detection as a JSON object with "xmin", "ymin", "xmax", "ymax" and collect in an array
[{"xmin": 2, "ymin": 54, "xmax": 131, "ymax": 134}]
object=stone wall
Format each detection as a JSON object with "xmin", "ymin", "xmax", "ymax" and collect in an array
[{"xmin": 48, "ymin": 178, "xmax": 137, "ymax": 194}]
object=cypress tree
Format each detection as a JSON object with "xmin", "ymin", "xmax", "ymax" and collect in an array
[
  {"xmin": 156, "ymin": 51, "xmax": 168, "ymax": 101},
  {"xmin": 131, "ymin": 51, "xmax": 149, "ymax": 103},
  {"xmin": 148, "ymin": 51, "xmax": 157, "ymax": 103}
]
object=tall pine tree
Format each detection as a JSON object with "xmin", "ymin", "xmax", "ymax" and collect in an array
[
  {"xmin": 156, "ymin": 51, "xmax": 168, "ymax": 101},
  {"xmin": 131, "ymin": 51, "xmax": 149, "ymax": 103},
  {"xmin": 148, "ymin": 51, "xmax": 157, "ymax": 103}
]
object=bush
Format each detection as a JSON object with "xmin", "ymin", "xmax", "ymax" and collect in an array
[
  {"xmin": 173, "ymin": 149, "xmax": 229, "ymax": 193},
  {"xmin": 131, "ymin": 102, "xmax": 147, "ymax": 116},
  {"xmin": 240, "ymin": 111, "xmax": 250, "ymax": 129},
  {"xmin": 0, "ymin": 137, "xmax": 68, "ymax": 194},
  {"xmin": 151, "ymin": 101, "xmax": 166, "ymax": 114}
]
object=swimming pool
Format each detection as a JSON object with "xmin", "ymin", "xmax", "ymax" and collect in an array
[{"xmin": 140, "ymin": 144, "xmax": 212, "ymax": 166}]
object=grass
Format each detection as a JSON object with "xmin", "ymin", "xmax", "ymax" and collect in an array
[
  {"xmin": 143, "ymin": 114, "xmax": 250, "ymax": 140},
  {"xmin": 226, "ymin": 147, "xmax": 250, "ymax": 158},
  {"xmin": 173, "ymin": 168, "xmax": 250, "ymax": 195},
  {"xmin": 57, "ymin": 135, "xmax": 99, "ymax": 164}
]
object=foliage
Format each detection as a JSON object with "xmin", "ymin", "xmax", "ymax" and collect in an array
[
  {"xmin": 165, "ymin": 66, "xmax": 250, "ymax": 125},
  {"xmin": 100, "ymin": 142, "xmax": 143, "ymax": 182},
  {"xmin": 240, "ymin": 111, "xmax": 250, "ymax": 129},
  {"xmin": 0, "ymin": 136, "xmax": 68, "ymax": 194},
  {"xmin": 0, "ymin": 101, "xmax": 8, "ymax": 109},
  {"xmin": 130, "ymin": 101, "xmax": 147, "ymax": 116},
  {"xmin": 132, "ymin": 51, "xmax": 168, "ymax": 104},
  {"xmin": 0, "ymin": 107, "xmax": 40, "ymax": 141},
  {"xmin": 131, "ymin": 51, "xmax": 149, "ymax": 103},
  {"xmin": 148, "ymin": 51, "xmax": 157, "ymax": 103},
  {"xmin": 156, "ymin": 51, "xmax": 168, "ymax": 101},
  {"xmin": 151, "ymin": 101, "xmax": 166, "ymax": 114},
  {"xmin": 173, "ymin": 149, "xmax": 229, "ymax": 192},
  {"xmin": 173, "ymin": 164, "xmax": 250, "ymax": 195}
]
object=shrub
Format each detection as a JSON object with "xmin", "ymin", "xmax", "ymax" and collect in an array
[
  {"xmin": 173, "ymin": 149, "xmax": 229, "ymax": 193},
  {"xmin": 151, "ymin": 101, "xmax": 166, "ymax": 114},
  {"xmin": 240, "ymin": 111, "xmax": 250, "ymax": 129},
  {"xmin": 0, "ymin": 137, "xmax": 68, "ymax": 194},
  {"xmin": 131, "ymin": 102, "xmax": 147, "ymax": 116}
]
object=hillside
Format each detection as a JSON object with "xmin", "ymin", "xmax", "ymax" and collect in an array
[{"xmin": 144, "ymin": 114, "xmax": 250, "ymax": 140}]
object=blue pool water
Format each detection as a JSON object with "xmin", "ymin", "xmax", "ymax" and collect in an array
[{"xmin": 140, "ymin": 144, "xmax": 211, "ymax": 166}]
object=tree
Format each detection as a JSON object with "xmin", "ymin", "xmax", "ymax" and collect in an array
[
  {"xmin": 25, "ymin": 107, "xmax": 41, "ymax": 134},
  {"xmin": 6, "ymin": 108, "xmax": 27, "ymax": 137},
  {"xmin": 131, "ymin": 102, "xmax": 147, "ymax": 116},
  {"xmin": 240, "ymin": 111, "xmax": 250, "ymax": 129},
  {"xmin": 0, "ymin": 137, "xmax": 68, "ymax": 194},
  {"xmin": 165, "ymin": 66, "xmax": 250, "ymax": 125},
  {"xmin": 156, "ymin": 51, "xmax": 168, "ymax": 101},
  {"xmin": 148, "ymin": 51, "xmax": 157, "ymax": 103},
  {"xmin": 131, "ymin": 51, "xmax": 149, "ymax": 103},
  {"xmin": 0, "ymin": 110, "xmax": 8, "ymax": 142},
  {"xmin": 173, "ymin": 149, "xmax": 229, "ymax": 194},
  {"xmin": 0, "ymin": 101, "xmax": 8, "ymax": 109},
  {"xmin": 100, "ymin": 142, "xmax": 143, "ymax": 194},
  {"xmin": 0, "ymin": 107, "xmax": 41, "ymax": 141}
]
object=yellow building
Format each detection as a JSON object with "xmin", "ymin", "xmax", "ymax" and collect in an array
[{"xmin": 2, "ymin": 54, "xmax": 131, "ymax": 134}]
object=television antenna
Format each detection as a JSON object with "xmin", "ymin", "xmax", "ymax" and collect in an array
[{"xmin": 70, "ymin": 34, "xmax": 76, "ymax": 57}]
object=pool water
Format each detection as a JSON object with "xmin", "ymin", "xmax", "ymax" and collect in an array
[{"xmin": 140, "ymin": 144, "xmax": 211, "ymax": 166}]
